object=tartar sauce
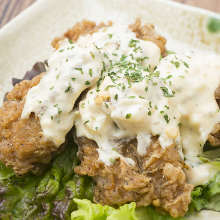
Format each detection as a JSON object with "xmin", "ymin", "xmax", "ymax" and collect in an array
[{"xmin": 22, "ymin": 23, "xmax": 220, "ymax": 172}]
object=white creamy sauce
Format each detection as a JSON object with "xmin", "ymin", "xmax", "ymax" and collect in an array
[
  {"xmin": 22, "ymin": 23, "xmax": 220, "ymax": 180},
  {"xmin": 22, "ymin": 36, "xmax": 103, "ymax": 145},
  {"xmin": 188, "ymin": 210, "xmax": 220, "ymax": 220},
  {"xmin": 187, "ymin": 163, "xmax": 217, "ymax": 186}
]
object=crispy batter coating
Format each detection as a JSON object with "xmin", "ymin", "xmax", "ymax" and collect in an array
[
  {"xmin": 0, "ymin": 74, "xmax": 58, "ymax": 175},
  {"xmin": 51, "ymin": 20, "xmax": 113, "ymax": 50},
  {"xmin": 74, "ymin": 137, "xmax": 193, "ymax": 218}
]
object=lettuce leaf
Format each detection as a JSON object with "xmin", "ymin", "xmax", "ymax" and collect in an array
[
  {"xmin": 0, "ymin": 161, "xmax": 14, "ymax": 180},
  {"xmin": 1, "ymin": 131, "xmax": 219, "ymax": 219},
  {"xmin": 0, "ymin": 132, "xmax": 94, "ymax": 220},
  {"xmin": 71, "ymin": 199, "xmax": 187, "ymax": 220},
  {"xmin": 191, "ymin": 146, "xmax": 220, "ymax": 213},
  {"xmin": 71, "ymin": 199, "xmax": 137, "ymax": 220},
  {"xmin": 135, "ymin": 206, "xmax": 184, "ymax": 220},
  {"xmin": 190, "ymin": 172, "xmax": 220, "ymax": 212}
]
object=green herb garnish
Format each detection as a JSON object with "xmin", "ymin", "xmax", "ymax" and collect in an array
[
  {"xmin": 171, "ymin": 60, "xmax": 180, "ymax": 68},
  {"xmin": 160, "ymin": 87, "xmax": 174, "ymax": 97},
  {"xmin": 85, "ymin": 81, "xmax": 90, "ymax": 85},
  {"xmin": 75, "ymin": 67, "xmax": 84, "ymax": 74},
  {"xmin": 89, "ymin": 69, "xmax": 93, "ymax": 77},
  {"xmin": 84, "ymin": 120, "xmax": 90, "ymax": 125},
  {"xmin": 90, "ymin": 51, "xmax": 95, "ymax": 59},
  {"xmin": 125, "ymin": 113, "xmax": 132, "ymax": 119},
  {"xmin": 164, "ymin": 114, "xmax": 170, "ymax": 123},
  {"xmin": 65, "ymin": 86, "xmax": 72, "ymax": 93}
]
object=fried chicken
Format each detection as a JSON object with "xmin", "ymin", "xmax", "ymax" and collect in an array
[
  {"xmin": 0, "ymin": 73, "xmax": 59, "ymax": 175},
  {"xmin": 0, "ymin": 20, "xmax": 167, "ymax": 175},
  {"xmin": 74, "ymin": 137, "xmax": 193, "ymax": 218},
  {"xmin": 52, "ymin": 19, "xmax": 166, "ymax": 54}
]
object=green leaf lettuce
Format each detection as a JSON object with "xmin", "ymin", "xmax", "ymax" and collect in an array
[
  {"xmin": 71, "ymin": 199, "xmax": 137, "ymax": 220},
  {"xmin": 190, "ymin": 172, "xmax": 220, "ymax": 212}
]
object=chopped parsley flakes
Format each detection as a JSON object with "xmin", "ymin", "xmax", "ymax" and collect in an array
[
  {"xmin": 128, "ymin": 96, "xmax": 136, "ymax": 99},
  {"xmin": 105, "ymin": 85, "xmax": 115, "ymax": 91},
  {"xmin": 164, "ymin": 114, "xmax": 170, "ymax": 123},
  {"xmin": 171, "ymin": 60, "xmax": 180, "ymax": 68},
  {"xmin": 85, "ymin": 81, "xmax": 90, "ymax": 85},
  {"xmin": 183, "ymin": 61, "xmax": 189, "ymax": 68},
  {"xmin": 90, "ymin": 51, "xmax": 95, "ymax": 59},
  {"xmin": 89, "ymin": 69, "xmax": 93, "ymax": 77},
  {"xmin": 74, "ymin": 67, "xmax": 84, "ymax": 74},
  {"xmin": 160, "ymin": 87, "xmax": 175, "ymax": 97},
  {"xmin": 84, "ymin": 120, "xmax": 90, "ymax": 125},
  {"xmin": 65, "ymin": 85, "xmax": 72, "ymax": 93}
]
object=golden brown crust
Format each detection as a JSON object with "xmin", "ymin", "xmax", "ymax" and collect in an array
[
  {"xmin": 74, "ymin": 137, "xmax": 193, "ymax": 218},
  {"xmin": 51, "ymin": 19, "xmax": 167, "ymax": 56},
  {"xmin": 0, "ymin": 74, "xmax": 57, "ymax": 175},
  {"xmin": 6, "ymin": 73, "xmax": 43, "ymax": 101},
  {"xmin": 0, "ymin": 20, "xmax": 114, "ymax": 175},
  {"xmin": 51, "ymin": 20, "xmax": 113, "ymax": 49}
]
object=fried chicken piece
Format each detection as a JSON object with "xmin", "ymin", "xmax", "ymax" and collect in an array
[
  {"xmin": 74, "ymin": 137, "xmax": 193, "ymax": 218},
  {"xmin": 52, "ymin": 19, "xmax": 167, "ymax": 56},
  {"xmin": 0, "ymin": 74, "xmax": 58, "ymax": 175},
  {"xmin": 0, "ymin": 21, "xmax": 114, "ymax": 175},
  {"xmin": 0, "ymin": 19, "xmax": 167, "ymax": 175}
]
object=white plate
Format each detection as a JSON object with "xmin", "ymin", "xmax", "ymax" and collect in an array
[
  {"xmin": 0, "ymin": 0, "xmax": 220, "ymax": 103},
  {"xmin": 0, "ymin": 0, "xmax": 219, "ymax": 218}
]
